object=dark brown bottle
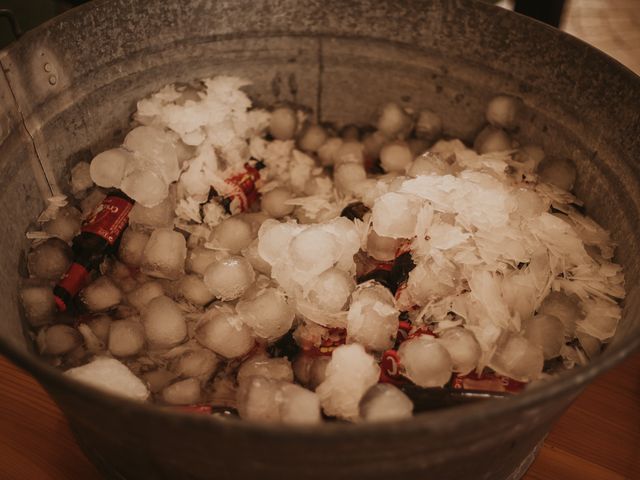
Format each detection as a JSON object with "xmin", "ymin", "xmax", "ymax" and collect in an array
[{"xmin": 53, "ymin": 189, "xmax": 134, "ymax": 312}]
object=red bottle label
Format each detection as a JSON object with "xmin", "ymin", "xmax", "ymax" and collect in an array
[
  {"xmin": 224, "ymin": 163, "xmax": 262, "ymax": 214},
  {"xmin": 82, "ymin": 195, "xmax": 133, "ymax": 244},
  {"xmin": 54, "ymin": 262, "xmax": 90, "ymax": 311},
  {"xmin": 304, "ymin": 328, "xmax": 347, "ymax": 357},
  {"xmin": 172, "ymin": 404, "xmax": 213, "ymax": 415},
  {"xmin": 379, "ymin": 349, "xmax": 406, "ymax": 385},
  {"xmin": 450, "ymin": 372, "xmax": 526, "ymax": 393}
]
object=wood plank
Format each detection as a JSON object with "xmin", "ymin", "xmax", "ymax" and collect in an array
[
  {"xmin": 526, "ymin": 444, "xmax": 625, "ymax": 480},
  {"xmin": 0, "ymin": 357, "xmax": 101, "ymax": 480},
  {"xmin": 1, "ymin": 351, "xmax": 639, "ymax": 479}
]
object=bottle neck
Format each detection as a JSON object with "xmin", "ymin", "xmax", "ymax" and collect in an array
[{"xmin": 53, "ymin": 262, "xmax": 91, "ymax": 311}]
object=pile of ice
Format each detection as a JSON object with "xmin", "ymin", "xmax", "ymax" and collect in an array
[{"xmin": 21, "ymin": 77, "xmax": 624, "ymax": 423}]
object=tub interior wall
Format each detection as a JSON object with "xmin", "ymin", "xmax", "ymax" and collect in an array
[{"xmin": 0, "ymin": 0, "xmax": 639, "ymax": 364}]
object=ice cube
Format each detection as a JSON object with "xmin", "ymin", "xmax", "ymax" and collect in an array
[
  {"xmin": 340, "ymin": 125, "xmax": 360, "ymax": 141},
  {"xmin": 289, "ymin": 226, "xmax": 339, "ymax": 274},
  {"xmin": 538, "ymin": 158, "xmax": 577, "ymax": 191},
  {"xmin": 407, "ymin": 138, "xmax": 430, "ymax": 159},
  {"xmin": 257, "ymin": 219, "xmax": 301, "ymax": 266},
  {"xmin": 27, "ymin": 238, "xmax": 72, "ymax": 281},
  {"xmin": 293, "ymin": 354, "xmax": 330, "ymax": 389},
  {"xmin": 77, "ymin": 323, "xmax": 105, "ymax": 353},
  {"xmin": 376, "ymin": 102, "xmax": 412, "ymax": 139},
  {"xmin": 210, "ymin": 217, "xmax": 253, "ymax": 254},
  {"xmin": 407, "ymin": 152, "xmax": 450, "ymax": 177},
  {"xmin": 170, "ymin": 348, "xmax": 219, "ymax": 379},
  {"xmin": 142, "ymin": 295, "xmax": 187, "ymax": 348},
  {"xmin": 118, "ymin": 228, "xmax": 150, "ymax": 267},
  {"xmin": 195, "ymin": 309, "xmax": 255, "ymax": 358},
  {"xmin": 334, "ymin": 163, "xmax": 367, "ymax": 195},
  {"xmin": 20, "ymin": 285, "xmax": 56, "ymax": 327},
  {"xmin": 237, "ymin": 354, "xmax": 294, "ymax": 384},
  {"xmin": 292, "ymin": 353, "xmax": 313, "ymax": 386},
  {"xmin": 120, "ymin": 168, "xmax": 169, "ymax": 208},
  {"xmin": 108, "ymin": 318, "xmax": 145, "ymax": 357},
  {"xmin": 576, "ymin": 331, "xmax": 601, "ymax": 359},
  {"xmin": 42, "ymin": 206, "xmax": 82, "ymax": 243},
  {"xmin": 359, "ymin": 383, "xmax": 413, "ymax": 422},
  {"xmin": 162, "ymin": 378, "xmax": 202, "ymax": 405},
  {"xmin": 129, "ymin": 191, "xmax": 176, "ymax": 228},
  {"xmin": 486, "ymin": 95, "xmax": 520, "ymax": 130},
  {"xmin": 89, "ymin": 148, "xmax": 131, "ymax": 188},
  {"xmin": 261, "ymin": 187, "xmax": 295, "ymax": 218},
  {"xmin": 175, "ymin": 274, "xmax": 216, "ymax": 306},
  {"xmin": 80, "ymin": 276, "xmax": 122, "ymax": 312},
  {"xmin": 66, "ymin": 357, "xmax": 149, "ymax": 401},
  {"xmin": 380, "ymin": 141, "xmax": 413, "ymax": 173},
  {"xmin": 38, "ymin": 325, "xmax": 82, "ymax": 355},
  {"xmin": 316, "ymin": 344, "xmax": 380, "ymax": 421},
  {"xmin": 490, "ymin": 333, "xmax": 544, "ymax": 382},
  {"xmin": 317, "ymin": 137, "xmax": 343, "ymax": 167},
  {"xmin": 70, "ymin": 161, "xmax": 94, "ymax": 197},
  {"xmin": 334, "ymin": 141, "xmax": 364, "ymax": 166},
  {"xmin": 371, "ymin": 192, "xmax": 422, "ymax": 239},
  {"xmin": 143, "ymin": 368, "xmax": 177, "ymax": 393},
  {"xmin": 397, "ymin": 336, "xmax": 453, "ymax": 388},
  {"xmin": 141, "ymin": 228, "xmax": 187, "ymax": 280},
  {"xmin": 366, "ymin": 230, "xmax": 402, "ymax": 261},
  {"xmin": 298, "ymin": 124, "xmax": 327, "ymax": 153},
  {"xmin": 513, "ymin": 188, "xmax": 547, "ymax": 218},
  {"xmin": 473, "ymin": 126, "xmax": 512, "ymax": 154},
  {"xmin": 347, "ymin": 282, "xmax": 398, "ymax": 352},
  {"xmin": 202, "ymin": 202, "xmax": 226, "ymax": 228},
  {"xmin": 236, "ymin": 287, "xmax": 294, "ymax": 341},
  {"xmin": 237, "ymin": 212, "xmax": 271, "ymax": 237},
  {"xmin": 105, "ymin": 259, "xmax": 134, "ymax": 282},
  {"xmin": 80, "ymin": 189, "xmax": 107, "ymax": 219},
  {"xmin": 415, "ymin": 110, "xmax": 443, "ymax": 141},
  {"xmin": 203, "ymin": 256, "xmax": 255, "ymax": 301},
  {"xmin": 124, "ymin": 126, "xmax": 180, "ymax": 184},
  {"xmin": 437, "ymin": 327, "xmax": 481, "ymax": 375},
  {"xmin": 127, "ymin": 281, "xmax": 164, "ymax": 312},
  {"xmin": 513, "ymin": 145, "xmax": 545, "ymax": 174},
  {"xmin": 306, "ymin": 267, "xmax": 355, "ymax": 313},
  {"xmin": 523, "ymin": 314, "xmax": 565, "ymax": 360},
  {"xmin": 236, "ymin": 376, "xmax": 282, "ymax": 422},
  {"xmin": 187, "ymin": 246, "xmax": 228, "ymax": 276},
  {"xmin": 209, "ymin": 374, "xmax": 238, "ymax": 410},
  {"xmin": 279, "ymin": 383, "xmax": 321, "ymax": 425},
  {"xmin": 242, "ymin": 239, "xmax": 272, "ymax": 276},
  {"xmin": 87, "ymin": 315, "xmax": 111, "ymax": 342},
  {"xmin": 362, "ymin": 130, "xmax": 387, "ymax": 161},
  {"xmin": 268, "ymin": 106, "xmax": 298, "ymax": 141}
]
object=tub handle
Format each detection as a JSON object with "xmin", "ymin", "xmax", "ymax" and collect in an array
[{"xmin": 0, "ymin": 9, "xmax": 22, "ymax": 41}]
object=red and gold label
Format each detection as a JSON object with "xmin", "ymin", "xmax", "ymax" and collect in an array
[
  {"xmin": 451, "ymin": 372, "xmax": 526, "ymax": 393},
  {"xmin": 82, "ymin": 195, "xmax": 133, "ymax": 244},
  {"xmin": 224, "ymin": 163, "xmax": 262, "ymax": 214},
  {"xmin": 172, "ymin": 404, "xmax": 213, "ymax": 415},
  {"xmin": 304, "ymin": 328, "xmax": 347, "ymax": 357}
]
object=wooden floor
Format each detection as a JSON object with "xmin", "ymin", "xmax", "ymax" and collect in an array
[
  {"xmin": 1, "ymin": 351, "xmax": 639, "ymax": 479},
  {"xmin": 563, "ymin": 0, "xmax": 640, "ymax": 75},
  {"xmin": 1, "ymin": 1, "xmax": 640, "ymax": 479}
]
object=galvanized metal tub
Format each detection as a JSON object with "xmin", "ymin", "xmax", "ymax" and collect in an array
[{"xmin": 0, "ymin": 0, "xmax": 639, "ymax": 478}]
